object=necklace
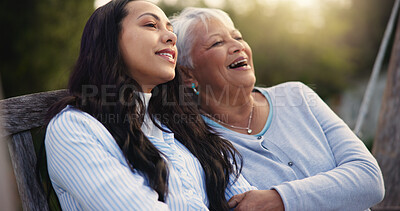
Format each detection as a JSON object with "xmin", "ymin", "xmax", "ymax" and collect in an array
[{"xmin": 203, "ymin": 104, "xmax": 254, "ymax": 134}]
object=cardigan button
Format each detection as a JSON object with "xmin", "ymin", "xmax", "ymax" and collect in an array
[{"xmin": 288, "ymin": 161, "xmax": 294, "ymax": 166}]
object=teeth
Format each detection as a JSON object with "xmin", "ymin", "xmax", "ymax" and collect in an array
[
  {"xmin": 229, "ymin": 59, "xmax": 247, "ymax": 68},
  {"xmin": 158, "ymin": 52, "xmax": 173, "ymax": 59}
]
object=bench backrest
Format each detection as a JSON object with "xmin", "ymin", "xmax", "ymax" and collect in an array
[{"xmin": 0, "ymin": 90, "xmax": 68, "ymax": 211}]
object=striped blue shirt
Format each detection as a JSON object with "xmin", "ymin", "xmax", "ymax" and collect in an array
[{"xmin": 45, "ymin": 105, "xmax": 255, "ymax": 210}]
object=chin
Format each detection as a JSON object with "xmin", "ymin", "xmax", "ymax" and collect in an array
[
  {"xmin": 161, "ymin": 72, "xmax": 176, "ymax": 84},
  {"xmin": 234, "ymin": 74, "xmax": 256, "ymax": 86},
  {"xmin": 167, "ymin": 70, "xmax": 176, "ymax": 80}
]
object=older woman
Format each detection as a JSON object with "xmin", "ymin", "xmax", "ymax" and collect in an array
[{"xmin": 171, "ymin": 7, "xmax": 385, "ymax": 211}]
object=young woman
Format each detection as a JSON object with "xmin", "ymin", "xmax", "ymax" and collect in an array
[
  {"xmin": 171, "ymin": 7, "xmax": 384, "ymax": 211},
  {"xmin": 45, "ymin": 1, "xmax": 254, "ymax": 210}
]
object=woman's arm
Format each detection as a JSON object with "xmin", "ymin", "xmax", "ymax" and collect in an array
[
  {"xmin": 45, "ymin": 109, "xmax": 168, "ymax": 210},
  {"xmin": 225, "ymin": 171, "xmax": 257, "ymax": 201},
  {"xmin": 229, "ymin": 82, "xmax": 384, "ymax": 211},
  {"xmin": 271, "ymin": 82, "xmax": 384, "ymax": 211}
]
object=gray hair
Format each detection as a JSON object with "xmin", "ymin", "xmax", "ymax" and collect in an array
[{"xmin": 170, "ymin": 7, "xmax": 235, "ymax": 69}]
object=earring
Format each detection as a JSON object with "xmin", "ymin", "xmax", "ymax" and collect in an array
[{"xmin": 191, "ymin": 83, "xmax": 199, "ymax": 95}]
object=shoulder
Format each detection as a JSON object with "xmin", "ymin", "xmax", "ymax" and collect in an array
[
  {"xmin": 45, "ymin": 105, "xmax": 123, "ymax": 164},
  {"xmin": 46, "ymin": 106, "xmax": 106, "ymax": 144},
  {"xmin": 48, "ymin": 106, "xmax": 96, "ymax": 129},
  {"xmin": 256, "ymin": 81, "xmax": 311, "ymax": 92},
  {"xmin": 256, "ymin": 81, "xmax": 316, "ymax": 100}
]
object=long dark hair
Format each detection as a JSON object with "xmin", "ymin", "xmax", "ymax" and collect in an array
[{"xmin": 46, "ymin": 0, "xmax": 242, "ymax": 210}]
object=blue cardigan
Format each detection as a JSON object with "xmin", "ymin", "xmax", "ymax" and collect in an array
[{"xmin": 203, "ymin": 82, "xmax": 384, "ymax": 211}]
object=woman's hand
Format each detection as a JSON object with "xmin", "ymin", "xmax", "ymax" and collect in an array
[{"xmin": 228, "ymin": 190, "xmax": 284, "ymax": 211}]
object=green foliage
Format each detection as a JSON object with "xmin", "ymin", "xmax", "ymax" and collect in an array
[
  {"xmin": 0, "ymin": 0, "xmax": 93, "ymax": 98},
  {"xmin": 0, "ymin": 0, "xmax": 393, "ymax": 208},
  {"xmin": 0, "ymin": 0, "xmax": 395, "ymax": 100},
  {"xmin": 230, "ymin": 0, "xmax": 355, "ymax": 98},
  {"xmin": 0, "ymin": 0, "xmax": 391, "ymax": 208},
  {"xmin": 159, "ymin": 0, "xmax": 394, "ymax": 99}
]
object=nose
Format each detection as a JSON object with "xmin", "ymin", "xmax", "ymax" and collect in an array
[
  {"xmin": 229, "ymin": 39, "xmax": 245, "ymax": 54},
  {"xmin": 162, "ymin": 30, "xmax": 177, "ymax": 46}
]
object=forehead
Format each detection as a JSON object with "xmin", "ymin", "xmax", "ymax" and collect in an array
[
  {"xmin": 124, "ymin": 1, "xmax": 167, "ymax": 20},
  {"xmin": 193, "ymin": 18, "xmax": 237, "ymax": 41}
]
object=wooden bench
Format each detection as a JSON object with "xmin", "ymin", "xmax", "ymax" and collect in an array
[
  {"xmin": 0, "ymin": 88, "xmax": 398, "ymax": 210},
  {"xmin": 0, "ymin": 89, "xmax": 68, "ymax": 211}
]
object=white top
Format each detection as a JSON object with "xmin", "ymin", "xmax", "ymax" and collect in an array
[{"xmin": 141, "ymin": 92, "xmax": 164, "ymax": 140}]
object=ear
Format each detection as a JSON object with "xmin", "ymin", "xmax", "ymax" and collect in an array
[{"xmin": 177, "ymin": 65, "xmax": 198, "ymax": 87}]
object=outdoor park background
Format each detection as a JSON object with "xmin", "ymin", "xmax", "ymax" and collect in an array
[
  {"xmin": 0, "ymin": 0, "xmax": 397, "ymax": 210},
  {"xmin": 0, "ymin": 0, "xmax": 395, "ymax": 146}
]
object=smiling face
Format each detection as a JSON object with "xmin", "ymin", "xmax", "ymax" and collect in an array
[
  {"xmin": 189, "ymin": 18, "xmax": 255, "ymax": 95},
  {"xmin": 119, "ymin": 1, "xmax": 177, "ymax": 92}
]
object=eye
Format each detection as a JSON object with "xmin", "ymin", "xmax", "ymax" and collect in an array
[
  {"xmin": 235, "ymin": 36, "xmax": 243, "ymax": 41},
  {"xmin": 211, "ymin": 40, "xmax": 223, "ymax": 47},
  {"xmin": 145, "ymin": 23, "xmax": 157, "ymax": 28}
]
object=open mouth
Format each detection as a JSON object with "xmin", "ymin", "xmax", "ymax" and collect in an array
[
  {"xmin": 155, "ymin": 48, "xmax": 176, "ymax": 63},
  {"xmin": 157, "ymin": 52, "xmax": 174, "ymax": 60},
  {"xmin": 228, "ymin": 58, "xmax": 249, "ymax": 69}
]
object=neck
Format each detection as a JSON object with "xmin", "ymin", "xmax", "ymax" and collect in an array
[
  {"xmin": 140, "ymin": 84, "xmax": 156, "ymax": 93},
  {"xmin": 199, "ymin": 85, "xmax": 255, "ymax": 127},
  {"xmin": 199, "ymin": 85, "xmax": 254, "ymax": 114},
  {"xmin": 142, "ymin": 88, "xmax": 153, "ymax": 93}
]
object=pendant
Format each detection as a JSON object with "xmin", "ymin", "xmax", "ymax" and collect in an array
[{"xmin": 247, "ymin": 129, "xmax": 252, "ymax": 134}]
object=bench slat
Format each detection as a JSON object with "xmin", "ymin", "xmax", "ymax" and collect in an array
[
  {"xmin": 0, "ymin": 89, "xmax": 68, "ymax": 137},
  {"xmin": 8, "ymin": 131, "xmax": 49, "ymax": 211}
]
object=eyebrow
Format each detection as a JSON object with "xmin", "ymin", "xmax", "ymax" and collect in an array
[
  {"xmin": 137, "ymin": 12, "xmax": 172, "ymax": 27},
  {"xmin": 138, "ymin": 12, "xmax": 160, "ymax": 20},
  {"xmin": 209, "ymin": 29, "xmax": 239, "ymax": 38},
  {"xmin": 209, "ymin": 33, "xmax": 221, "ymax": 38}
]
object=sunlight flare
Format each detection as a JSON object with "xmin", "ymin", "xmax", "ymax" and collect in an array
[{"xmin": 94, "ymin": 0, "xmax": 112, "ymax": 9}]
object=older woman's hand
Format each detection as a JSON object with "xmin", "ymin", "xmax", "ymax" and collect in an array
[{"xmin": 228, "ymin": 190, "xmax": 284, "ymax": 211}]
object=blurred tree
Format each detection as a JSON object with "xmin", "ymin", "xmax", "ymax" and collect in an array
[
  {"xmin": 345, "ymin": 0, "xmax": 395, "ymax": 78},
  {"xmin": 372, "ymin": 9, "xmax": 400, "ymax": 209},
  {"xmin": 158, "ymin": 1, "xmax": 184, "ymax": 18},
  {"xmin": 227, "ymin": 0, "xmax": 354, "ymax": 98},
  {"xmin": 0, "ymin": 0, "xmax": 93, "ymax": 98},
  {"xmin": 0, "ymin": 0, "xmax": 396, "ymax": 208},
  {"xmin": 0, "ymin": 0, "xmax": 395, "ymax": 100},
  {"xmin": 159, "ymin": 0, "xmax": 395, "ymax": 99}
]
